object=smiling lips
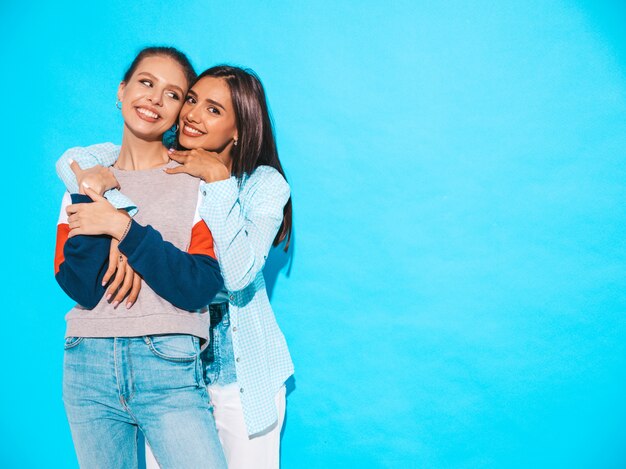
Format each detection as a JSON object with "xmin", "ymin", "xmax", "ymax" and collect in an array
[
  {"xmin": 135, "ymin": 106, "xmax": 161, "ymax": 122},
  {"xmin": 182, "ymin": 123, "xmax": 205, "ymax": 137}
]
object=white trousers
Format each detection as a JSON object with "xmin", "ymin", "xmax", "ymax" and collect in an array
[{"xmin": 145, "ymin": 384, "xmax": 286, "ymax": 469}]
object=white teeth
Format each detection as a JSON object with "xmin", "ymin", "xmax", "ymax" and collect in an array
[
  {"xmin": 184, "ymin": 125, "xmax": 203, "ymax": 135},
  {"xmin": 137, "ymin": 108, "xmax": 159, "ymax": 119}
]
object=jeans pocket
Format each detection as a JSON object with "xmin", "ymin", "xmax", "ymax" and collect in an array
[
  {"xmin": 145, "ymin": 334, "xmax": 200, "ymax": 362},
  {"xmin": 64, "ymin": 336, "xmax": 84, "ymax": 350}
]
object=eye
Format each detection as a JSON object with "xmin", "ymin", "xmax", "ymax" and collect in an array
[
  {"xmin": 166, "ymin": 91, "xmax": 180, "ymax": 101},
  {"xmin": 140, "ymin": 79, "xmax": 152, "ymax": 87},
  {"xmin": 207, "ymin": 106, "xmax": 220, "ymax": 115},
  {"xmin": 185, "ymin": 96, "xmax": 197, "ymax": 105}
]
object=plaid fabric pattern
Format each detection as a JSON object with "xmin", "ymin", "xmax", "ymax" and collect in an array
[
  {"xmin": 56, "ymin": 143, "xmax": 137, "ymax": 215},
  {"xmin": 199, "ymin": 167, "xmax": 294, "ymax": 435}
]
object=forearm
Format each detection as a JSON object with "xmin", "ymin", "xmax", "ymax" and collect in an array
[
  {"xmin": 199, "ymin": 176, "xmax": 286, "ymax": 292},
  {"xmin": 56, "ymin": 144, "xmax": 138, "ymax": 215},
  {"xmin": 55, "ymin": 194, "xmax": 111, "ymax": 308},
  {"xmin": 118, "ymin": 221, "xmax": 224, "ymax": 310},
  {"xmin": 56, "ymin": 144, "xmax": 118, "ymax": 193}
]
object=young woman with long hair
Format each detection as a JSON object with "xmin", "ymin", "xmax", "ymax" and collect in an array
[{"xmin": 54, "ymin": 47, "xmax": 227, "ymax": 468}]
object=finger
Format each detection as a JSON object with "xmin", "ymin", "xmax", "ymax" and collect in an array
[
  {"xmin": 163, "ymin": 166, "xmax": 190, "ymax": 175},
  {"xmin": 83, "ymin": 184, "xmax": 107, "ymax": 202},
  {"xmin": 66, "ymin": 204, "xmax": 80, "ymax": 215},
  {"xmin": 102, "ymin": 260, "xmax": 117, "ymax": 287},
  {"xmin": 126, "ymin": 273, "xmax": 142, "ymax": 309},
  {"xmin": 169, "ymin": 150, "xmax": 190, "ymax": 157},
  {"xmin": 69, "ymin": 159, "xmax": 83, "ymax": 176},
  {"xmin": 68, "ymin": 227, "xmax": 84, "ymax": 238},
  {"xmin": 167, "ymin": 152, "xmax": 188, "ymax": 164},
  {"xmin": 102, "ymin": 246, "xmax": 120, "ymax": 286},
  {"xmin": 68, "ymin": 220, "xmax": 80, "ymax": 230},
  {"xmin": 113, "ymin": 264, "xmax": 135, "ymax": 308},
  {"xmin": 106, "ymin": 258, "xmax": 126, "ymax": 302}
]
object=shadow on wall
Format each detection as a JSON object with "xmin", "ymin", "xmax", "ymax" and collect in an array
[{"xmin": 263, "ymin": 225, "xmax": 295, "ymax": 301}]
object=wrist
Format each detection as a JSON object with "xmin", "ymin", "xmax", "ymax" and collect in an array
[
  {"xmin": 110, "ymin": 212, "xmax": 132, "ymax": 240},
  {"xmin": 202, "ymin": 166, "xmax": 230, "ymax": 183}
]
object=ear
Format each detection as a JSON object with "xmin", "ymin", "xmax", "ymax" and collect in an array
[{"xmin": 117, "ymin": 81, "xmax": 126, "ymax": 102}]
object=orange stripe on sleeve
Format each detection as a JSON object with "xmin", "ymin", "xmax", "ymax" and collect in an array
[
  {"xmin": 188, "ymin": 221, "xmax": 216, "ymax": 258},
  {"xmin": 55, "ymin": 223, "xmax": 70, "ymax": 275}
]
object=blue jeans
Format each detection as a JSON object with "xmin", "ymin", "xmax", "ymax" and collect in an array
[
  {"xmin": 63, "ymin": 336, "xmax": 227, "ymax": 469},
  {"xmin": 202, "ymin": 303, "xmax": 238, "ymax": 387}
]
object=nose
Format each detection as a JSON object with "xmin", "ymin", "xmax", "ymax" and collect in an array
[
  {"xmin": 184, "ymin": 107, "xmax": 200, "ymax": 124},
  {"xmin": 148, "ymin": 88, "xmax": 163, "ymax": 107}
]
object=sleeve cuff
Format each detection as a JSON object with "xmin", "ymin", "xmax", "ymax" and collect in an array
[
  {"xmin": 118, "ymin": 220, "xmax": 146, "ymax": 256},
  {"xmin": 199, "ymin": 178, "xmax": 239, "ymax": 215},
  {"xmin": 200, "ymin": 177, "xmax": 238, "ymax": 198},
  {"xmin": 70, "ymin": 193, "xmax": 94, "ymax": 204}
]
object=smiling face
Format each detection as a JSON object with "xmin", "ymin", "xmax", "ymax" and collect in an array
[
  {"xmin": 118, "ymin": 55, "xmax": 188, "ymax": 141},
  {"xmin": 178, "ymin": 76, "xmax": 238, "ymax": 154}
]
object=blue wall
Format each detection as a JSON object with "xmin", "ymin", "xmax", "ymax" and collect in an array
[{"xmin": 2, "ymin": 1, "xmax": 626, "ymax": 467}]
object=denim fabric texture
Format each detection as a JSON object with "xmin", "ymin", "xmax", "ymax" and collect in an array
[
  {"xmin": 63, "ymin": 336, "xmax": 227, "ymax": 469},
  {"xmin": 203, "ymin": 302, "xmax": 238, "ymax": 387}
]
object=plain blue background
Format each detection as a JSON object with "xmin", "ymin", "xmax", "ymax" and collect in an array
[{"xmin": 2, "ymin": 1, "xmax": 626, "ymax": 467}]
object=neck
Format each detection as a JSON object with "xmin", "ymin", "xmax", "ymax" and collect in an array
[
  {"xmin": 116, "ymin": 126, "xmax": 168, "ymax": 170},
  {"xmin": 222, "ymin": 152, "xmax": 233, "ymax": 172},
  {"xmin": 215, "ymin": 141, "xmax": 234, "ymax": 172}
]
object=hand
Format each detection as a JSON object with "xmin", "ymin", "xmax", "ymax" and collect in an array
[
  {"xmin": 102, "ymin": 239, "xmax": 142, "ymax": 309},
  {"xmin": 166, "ymin": 149, "xmax": 230, "ymax": 182},
  {"xmin": 67, "ymin": 185, "xmax": 130, "ymax": 239},
  {"xmin": 69, "ymin": 160, "xmax": 120, "ymax": 196}
]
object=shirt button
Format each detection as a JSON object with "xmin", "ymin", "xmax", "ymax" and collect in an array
[
  {"xmin": 203, "ymin": 190, "xmax": 207, "ymax": 196},
  {"xmin": 236, "ymin": 357, "xmax": 241, "ymax": 362},
  {"xmin": 232, "ymin": 326, "xmax": 238, "ymax": 332},
  {"xmin": 240, "ymin": 388, "xmax": 244, "ymax": 393},
  {"xmin": 229, "ymin": 294, "xmax": 235, "ymax": 301}
]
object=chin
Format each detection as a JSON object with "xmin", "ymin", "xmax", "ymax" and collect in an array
[
  {"xmin": 179, "ymin": 135, "xmax": 202, "ymax": 148},
  {"xmin": 127, "ymin": 124, "xmax": 166, "ymax": 142}
]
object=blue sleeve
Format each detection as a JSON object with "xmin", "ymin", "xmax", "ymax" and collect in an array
[
  {"xmin": 55, "ymin": 194, "xmax": 110, "ymax": 309},
  {"xmin": 56, "ymin": 143, "xmax": 138, "ymax": 216},
  {"xmin": 118, "ymin": 221, "xmax": 224, "ymax": 311},
  {"xmin": 198, "ymin": 167, "xmax": 290, "ymax": 292}
]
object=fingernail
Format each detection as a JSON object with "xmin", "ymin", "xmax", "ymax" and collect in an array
[
  {"xmin": 106, "ymin": 294, "xmax": 112, "ymax": 301},
  {"xmin": 112, "ymin": 301, "xmax": 120, "ymax": 308},
  {"xmin": 102, "ymin": 280, "xmax": 106, "ymax": 286},
  {"xmin": 168, "ymin": 148, "xmax": 174, "ymax": 153},
  {"xmin": 126, "ymin": 302, "xmax": 132, "ymax": 309},
  {"xmin": 68, "ymin": 158, "xmax": 74, "ymax": 164}
]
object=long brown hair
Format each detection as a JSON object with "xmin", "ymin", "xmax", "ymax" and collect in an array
[{"xmin": 198, "ymin": 65, "xmax": 292, "ymax": 250}]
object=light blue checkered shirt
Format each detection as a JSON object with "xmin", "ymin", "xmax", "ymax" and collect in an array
[
  {"xmin": 56, "ymin": 143, "xmax": 136, "ymax": 215},
  {"xmin": 56, "ymin": 144, "xmax": 294, "ymax": 435}
]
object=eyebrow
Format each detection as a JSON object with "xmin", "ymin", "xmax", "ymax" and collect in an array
[
  {"xmin": 136, "ymin": 72, "xmax": 184, "ymax": 95},
  {"xmin": 187, "ymin": 90, "xmax": 226, "ymax": 111}
]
